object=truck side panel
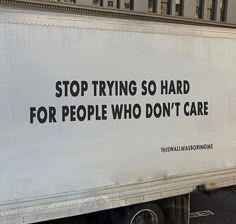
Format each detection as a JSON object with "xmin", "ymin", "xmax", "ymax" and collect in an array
[{"xmin": 0, "ymin": 8, "xmax": 236, "ymax": 222}]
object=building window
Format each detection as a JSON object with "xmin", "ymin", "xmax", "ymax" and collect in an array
[
  {"xmin": 117, "ymin": 0, "xmax": 120, "ymax": 9},
  {"xmin": 207, "ymin": 0, "xmax": 217, "ymax": 20},
  {"xmin": 161, "ymin": 0, "xmax": 171, "ymax": 15},
  {"xmin": 130, "ymin": 0, "xmax": 134, "ymax": 10},
  {"xmin": 124, "ymin": 2, "xmax": 130, "ymax": 9},
  {"xmin": 93, "ymin": 0, "xmax": 103, "ymax": 7},
  {"xmin": 220, "ymin": 0, "xmax": 228, "ymax": 22},
  {"xmin": 175, "ymin": 0, "xmax": 184, "ymax": 16},
  {"xmin": 196, "ymin": 0, "xmax": 204, "ymax": 19},
  {"xmin": 148, "ymin": 0, "xmax": 153, "ymax": 12},
  {"xmin": 93, "ymin": 0, "xmax": 99, "ymax": 5},
  {"xmin": 124, "ymin": 0, "xmax": 134, "ymax": 10},
  {"xmin": 148, "ymin": 0, "xmax": 157, "ymax": 13},
  {"xmin": 108, "ymin": 0, "xmax": 114, "ymax": 7},
  {"xmin": 70, "ymin": 0, "xmax": 76, "ymax": 3}
]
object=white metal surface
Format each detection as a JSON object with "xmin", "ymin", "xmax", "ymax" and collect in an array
[{"xmin": 0, "ymin": 8, "xmax": 236, "ymax": 223}]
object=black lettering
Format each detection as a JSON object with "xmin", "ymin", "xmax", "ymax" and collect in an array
[
  {"xmin": 88, "ymin": 105, "xmax": 95, "ymax": 120},
  {"xmin": 92, "ymin": 81, "xmax": 98, "ymax": 96},
  {"xmin": 115, "ymin": 81, "xmax": 118, "ymax": 96},
  {"xmin": 169, "ymin": 81, "xmax": 176, "ymax": 94},
  {"xmin": 101, "ymin": 105, "xmax": 107, "ymax": 120},
  {"xmin": 120, "ymin": 81, "xmax": 128, "ymax": 96},
  {"xmin": 163, "ymin": 103, "xmax": 171, "ymax": 117},
  {"xmin": 175, "ymin": 102, "xmax": 181, "ymax": 116},
  {"xmin": 153, "ymin": 103, "xmax": 162, "ymax": 118},
  {"xmin": 141, "ymin": 81, "xmax": 147, "ymax": 96},
  {"xmin": 70, "ymin": 105, "xmax": 76, "ymax": 121},
  {"xmin": 190, "ymin": 102, "xmax": 197, "ymax": 115},
  {"xmin": 124, "ymin": 104, "xmax": 132, "ymax": 119},
  {"xmin": 55, "ymin": 81, "xmax": 62, "ymax": 97},
  {"xmin": 133, "ymin": 104, "xmax": 141, "ymax": 119},
  {"xmin": 30, "ymin": 107, "xmax": 36, "ymax": 123},
  {"xmin": 146, "ymin": 104, "xmax": 152, "ymax": 118},
  {"xmin": 107, "ymin": 81, "xmax": 115, "ymax": 96},
  {"xmin": 62, "ymin": 81, "xmax": 70, "ymax": 97},
  {"xmin": 198, "ymin": 102, "xmax": 203, "ymax": 115},
  {"xmin": 70, "ymin": 81, "xmax": 80, "ymax": 97},
  {"xmin": 183, "ymin": 80, "xmax": 190, "ymax": 94},
  {"xmin": 176, "ymin": 80, "xmax": 182, "ymax": 94},
  {"xmin": 161, "ymin": 80, "xmax": 168, "ymax": 95},
  {"xmin": 148, "ymin": 80, "xmax": 157, "ymax": 96},
  {"xmin": 37, "ymin": 107, "xmax": 48, "ymax": 124},
  {"xmin": 49, "ymin": 107, "xmax": 57, "ymax": 123},
  {"xmin": 77, "ymin": 105, "xmax": 86, "ymax": 121},
  {"xmin": 184, "ymin": 102, "xmax": 190, "ymax": 116},
  {"xmin": 99, "ymin": 81, "xmax": 106, "ymax": 96},
  {"xmin": 129, "ymin": 81, "xmax": 137, "ymax": 96},
  {"xmin": 204, "ymin": 102, "xmax": 209, "ymax": 115},
  {"xmin": 62, "ymin": 106, "xmax": 70, "ymax": 121},
  {"xmin": 81, "ymin": 81, "xmax": 88, "ymax": 96},
  {"xmin": 111, "ymin": 104, "xmax": 123, "ymax": 119}
]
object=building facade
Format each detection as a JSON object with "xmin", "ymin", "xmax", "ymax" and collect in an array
[{"xmin": 61, "ymin": 0, "xmax": 236, "ymax": 24}]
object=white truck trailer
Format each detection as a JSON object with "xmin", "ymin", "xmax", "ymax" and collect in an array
[{"xmin": 0, "ymin": 1, "xmax": 236, "ymax": 223}]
